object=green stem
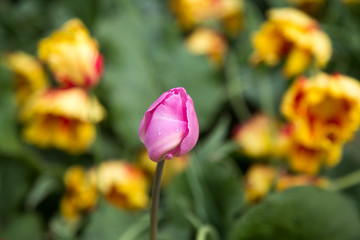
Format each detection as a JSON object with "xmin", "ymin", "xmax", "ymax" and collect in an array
[
  {"xmin": 150, "ymin": 160, "xmax": 165, "ymax": 240},
  {"xmin": 196, "ymin": 225, "xmax": 220, "ymax": 240},
  {"xmin": 119, "ymin": 213, "xmax": 149, "ymax": 240},
  {"xmin": 331, "ymin": 168, "xmax": 360, "ymax": 191},
  {"xmin": 224, "ymin": 54, "xmax": 251, "ymax": 121}
]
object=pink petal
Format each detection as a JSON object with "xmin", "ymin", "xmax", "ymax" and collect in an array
[
  {"xmin": 144, "ymin": 116, "xmax": 187, "ymax": 162},
  {"xmin": 178, "ymin": 95, "xmax": 199, "ymax": 156},
  {"xmin": 139, "ymin": 90, "xmax": 170, "ymax": 142},
  {"xmin": 138, "ymin": 87, "xmax": 187, "ymax": 142}
]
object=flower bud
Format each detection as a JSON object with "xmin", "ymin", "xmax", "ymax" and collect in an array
[{"xmin": 139, "ymin": 87, "xmax": 199, "ymax": 162}]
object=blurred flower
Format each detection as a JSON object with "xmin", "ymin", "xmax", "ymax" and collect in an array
[
  {"xmin": 276, "ymin": 172, "xmax": 328, "ymax": 191},
  {"xmin": 3, "ymin": 51, "xmax": 48, "ymax": 105},
  {"xmin": 245, "ymin": 164, "xmax": 329, "ymax": 202},
  {"xmin": 233, "ymin": 114, "xmax": 288, "ymax": 158},
  {"xmin": 60, "ymin": 166, "xmax": 97, "ymax": 222},
  {"xmin": 38, "ymin": 19, "xmax": 103, "ymax": 88},
  {"xmin": 251, "ymin": 8, "xmax": 331, "ymax": 77},
  {"xmin": 281, "ymin": 73, "xmax": 360, "ymax": 148},
  {"xmin": 286, "ymin": 0, "xmax": 325, "ymax": 14},
  {"xmin": 139, "ymin": 87, "xmax": 199, "ymax": 162},
  {"xmin": 343, "ymin": 0, "xmax": 360, "ymax": 5},
  {"xmin": 245, "ymin": 164, "xmax": 276, "ymax": 203},
  {"xmin": 280, "ymin": 121, "xmax": 343, "ymax": 175},
  {"xmin": 89, "ymin": 160, "xmax": 149, "ymax": 210},
  {"xmin": 137, "ymin": 148, "xmax": 189, "ymax": 186},
  {"xmin": 171, "ymin": 0, "xmax": 243, "ymax": 34},
  {"xmin": 20, "ymin": 88, "xmax": 105, "ymax": 153},
  {"xmin": 287, "ymin": 135, "xmax": 343, "ymax": 175},
  {"xmin": 186, "ymin": 28, "xmax": 228, "ymax": 66}
]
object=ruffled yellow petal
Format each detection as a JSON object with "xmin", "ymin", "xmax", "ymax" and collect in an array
[
  {"xmin": 22, "ymin": 115, "xmax": 96, "ymax": 153},
  {"xmin": 276, "ymin": 174, "xmax": 328, "ymax": 191},
  {"xmin": 282, "ymin": 73, "xmax": 360, "ymax": 147},
  {"xmin": 90, "ymin": 161, "xmax": 149, "ymax": 210},
  {"xmin": 251, "ymin": 22, "xmax": 287, "ymax": 65},
  {"xmin": 245, "ymin": 164, "xmax": 276, "ymax": 203},
  {"xmin": 283, "ymin": 47, "xmax": 311, "ymax": 77},
  {"xmin": 171, "ymin": 0, "xmax": 243, "ymax": 33},
  {"xmin": 20, "ymin": 88, "xmax": 105, "ymax": 123},
  {"xmin": 3, "ymin": 51, "xmax": 48, "ymax": 105},
  {"xmin": 38, "ymin": 19, "xmax": 103, "ymax": 88},
  {"xmin": 233, "ymin": 114, "xmax": 290, "ymax": 158},
  {"xmin": 251, "ymin": 8, "xmax": 332, "ymax": 76},
  {"xmin": 186, "ymin": 28, "xmax": 228, "ymax": 66}
]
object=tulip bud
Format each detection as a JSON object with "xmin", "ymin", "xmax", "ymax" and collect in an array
[{"xmin": 139, "ymin": 87, "xmax": 199, "ymax": 162}]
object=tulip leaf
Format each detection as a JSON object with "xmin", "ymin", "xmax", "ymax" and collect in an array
[
  {"xmin": 25, "ymin": 174, "xmax": 61, "ymax": 209},
  {"xmin": 0, "ymin": 214, "xmax": 43, "ymax": 240},
  {"xmin": 196, "ymin": 116, "xmax": 230, "ymax": 158},
  {"xmin": 0, "ymin": 159, "xmax": 33, "ymax": 221},
  {"xmin": 82, "ymin": 200, "xmax": 146, "ymax": 240},
  {"xmin": 165, "ymin": 158, "xmax": 244, "ymax": 238},
  {"xmin": 227, "ymin": 186, "xmax": 360, "ymax": 240},
  {"xmin": 0, "ymin": 66, "xmax": 21, "ymax": 155}
]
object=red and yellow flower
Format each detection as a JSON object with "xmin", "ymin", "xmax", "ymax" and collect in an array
[
  {"xmin": 287, "ymin": 134, "xmax": 343, "ymax": 175},
  {"xmin": 89, "ymin": 160, "xmax": 149, "ymax": 210},
  {"xmin": 186, "ymin": 28, "xmax": 228, "ymax": 66},
  {"xmin": 3, "ymin": 52, "xmax": 48, "ymax": 105},
  {"xmin": 282, "ymin": 73, "xmax": 360, "ymax": 147},
  {"xmin": 251, "ymin": 8, "xmax": 331, "ymax": 77},
  {"xmin": 20, "ymin": 88, "xmax": 105, "ymax": 154},
  {"xmin": 233, "ymin": 114, "xmax": 289, "ymax": 158},
  {"xmin": 245, "ymin": 164, "xmax": 276, "ymax": 203},
  {"xmin": 245, "ymin": 164, "xmax": 328, "ymax": 202},
  {"xmin": 60, "ymin": 165, "xmax": 98, "ymax": 221},
  {"xmin": 171, "ymin": 0, "xmax": 243, "ymax": 34},
  {"xmin": 276, "ymin": 172, "xmax": 328, "ymax": 191},
  {"xmin": 343, "ymin": 0, "xmax": 360, "ymax": 5},
  {"xmin": 38, "ymin": 19, "xmax": 103, "ymax": 88}
]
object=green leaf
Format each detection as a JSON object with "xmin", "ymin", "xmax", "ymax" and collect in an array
[
  {"xmin": 0, "ymin": 65, "xmax": 21, "ymax": 155},
  {"xmin": 82, "ymin": 200, "xmax": 147, "ymax": 240},
  {"xmin": 203, "ymin": 159, "xmax": 244, "ymax": 234},
  {"xmin": 196, "ymin": 116, "xmax": 233, "ymax": 161},
  {"xmin": 26, "ymin": 175, "xmax": 61, "ymax": 209},
  {"xmin": 165, "ymin": 158, "xmax": 244, "ymax": 238},
  {"xmin": 0, "ymin": 214, "xmax": 43, "ymax": 240},
  {"xmin": 228, "ymin": 186, "xmax": 360, "ymax": 240},
  {"xmin": 0, "ymin": 159, "xmax": 32, "ymax": 221}
]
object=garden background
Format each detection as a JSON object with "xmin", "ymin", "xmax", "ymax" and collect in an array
[{"xmin": 1, "ymin": 0, "xmax": 360, "ymax": 239}]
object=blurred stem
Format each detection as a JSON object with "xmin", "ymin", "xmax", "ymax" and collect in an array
[
  {"xmin": 185, "ymin": 156, "xmax": 209, "ymax": 222},
  {"xmin": 185, "ymin": 211, "xmax": 202, "ymax": 228},
  {"xmin": 93, "ymin": 123, "xmax": 103, "ymax": 166},
  {"xmin": 196, "ymin": 225, "xmax": 220, "ymax": 240},
  {"xmin": 257, "ymin": 72, "xmax": 275, "ymax": 117},
  {"xmin": 224, "ymin": 54, "xmax": 251, "ymax": 121},
  {"xmin": 150, "ymin": 160, "xmax": 165, "ymax": 240},
  {"xmin": 119, "ymin": 213, "xmax": 149, "ymax": 240},
  {"xmin": 331, "ymin": 169, "xmax": 360, "ymax": 191},
  {"xmin": 186, "ymin": 211, "xmax": 220, "ymax": 240}
]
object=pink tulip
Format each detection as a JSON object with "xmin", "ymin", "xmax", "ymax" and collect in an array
[{"xmin": 139, "ymin": 87, "xmax": 199, "ymax": 162}]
